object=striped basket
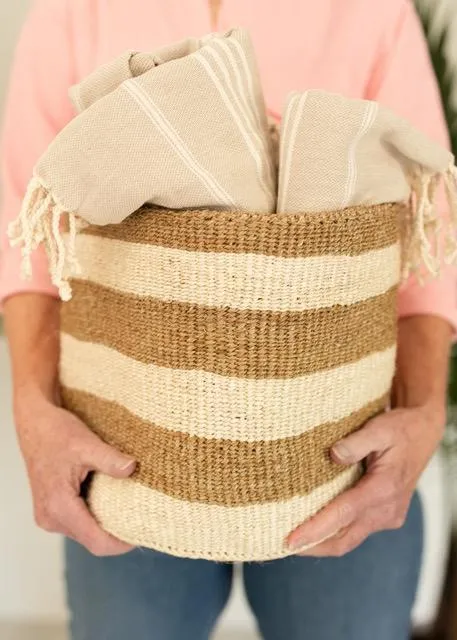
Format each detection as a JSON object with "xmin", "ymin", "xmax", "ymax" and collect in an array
[{"xmin": 59, "ymin": 202, "xmax": 402, "ymax": 561}]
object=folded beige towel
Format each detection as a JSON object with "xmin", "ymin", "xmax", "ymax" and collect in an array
[
  {"xmin": 278, "ymin": 90, "xmax": 457, "ymax": 277},
  {"xmin": 9, "ymin": 29, "xmax": 275, "ymax": 299}
]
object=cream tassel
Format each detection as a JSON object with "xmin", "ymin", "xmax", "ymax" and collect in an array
[
  {"xmin": 7, "ymin": 175, "xmax": 82, "ymax": 301},
  {"xmin": 403, "ymin": 169, "xmax": 441, "ymax": 282},
  {"xmin": 443, "ymin": 163, "xmax": 457, "ymax": 266}
]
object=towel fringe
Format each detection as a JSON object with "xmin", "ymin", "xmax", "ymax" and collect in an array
[
  {"xmin": 403, "ymin": 163, "xmax": 457, "ymax": 282},
  {"xmin": 443, "ymin": 164, "xmax": 457, "ymax": 266},
  {"xmin": 7, "ymin": 175, "xmax": 82, "ymax": 301},
  {"xmin": 9, "ymin": 164, "xmax": 457, "ymax": 300}
]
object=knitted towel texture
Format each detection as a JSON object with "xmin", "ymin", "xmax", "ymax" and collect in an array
[{"xmin": 8, "ymin": 28, "xmax": 457, "ymax": 560}]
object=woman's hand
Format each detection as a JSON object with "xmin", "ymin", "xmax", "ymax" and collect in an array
[
  {"xmin": 286, "ymin": 403, "xmax": 445, "ymax": 555},
  {"xmin": 5, "ymin": 294, "xmax": 135, "ymax": 556},
  {"xmin": 287, "ymin": 314, "xmax": 451, "ymax": 556},
  {"xmin": 15, "ymin": 387, "xmax": 136, "ymax": 556}
]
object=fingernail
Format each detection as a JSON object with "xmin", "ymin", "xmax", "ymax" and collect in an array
[
  {"xmin": 120, "ymin": 459, "xmax": 136, "ymax": 471},
  {"xmin": 287, "ymin": 532, "xmax": 315, "ymax": 550},
  {"xmin": 287, "ymin": 530, "xmax": 338, "ymax": 551},
  {"xmin": 288, "ymin": 537, "xmax": 313, "ymax": 551},
  {"xmin": 332, "ymin": 442, "xmax": 351, "ymax": 462}
]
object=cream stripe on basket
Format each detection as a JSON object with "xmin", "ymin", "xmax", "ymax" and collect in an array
[
  {"xmin": 123, "ymin": 79, "xmax": 237, "ymax": 207},
  {"xmin": 72, "ymin": 234, "xmax": 400, "ymax": 310},
  {"xmin": 60, "ymin": 333, "xmax": 396, "ymax": 442},
  {"xmin": 88, "ymin": 465, "xmax": 361, "ymax": 561},
  {"xmin": 61, "ymin": 280, "xmax": 397, "ymax": 378},
  {"xmin": 61, "ymin": 386, "xmax": 386, "ymax": 505}
]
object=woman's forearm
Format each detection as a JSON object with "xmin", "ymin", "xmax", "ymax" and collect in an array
[
  {"xmin": 4, "ymin": 293, "xmax": 61, "ymax": 407},
  {"xmin": 393, "ymin": 315, "xmax": 452, "ymax": 421}
]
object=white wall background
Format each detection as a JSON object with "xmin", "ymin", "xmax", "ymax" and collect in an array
[{"xmin": 0, "ymin": 0, "xmax": 456, "ymax": 636}]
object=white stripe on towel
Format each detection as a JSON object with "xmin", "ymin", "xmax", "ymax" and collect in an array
[
  {"xmin": 278, "ymin": 92, "xmax": 309, "ymax": 212},
  {"xmin": 123, "ymin": 78, "xmax": 236, "ymax": 207},
  {"xmin": 195, "ymin": 48, "xmax": 273, "ymax": 202},
  {"xmin": 340, "ymin": 101, "xmax": 379, "ymax": 209}
]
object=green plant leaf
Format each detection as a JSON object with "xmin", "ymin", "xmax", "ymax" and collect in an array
[{"xmin": 415, "ymin": 1, "xmax": 457, "ymax": 154}]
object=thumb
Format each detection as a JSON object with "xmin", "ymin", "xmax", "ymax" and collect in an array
[
  {"xmin": 331, "ymin": 412, "xmax": 393, "ymax": 465},
  {"xmin": 84, "ymin": 438, "xmax": 136, "ymax": 478}
]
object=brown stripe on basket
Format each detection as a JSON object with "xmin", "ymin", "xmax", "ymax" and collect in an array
[
  {"xmin": 61, "ymin": 387, "xmax": 388, "ymax": 506},
  {"xmin": 60, "ymin": 281, "xmax": 397, "ymax": 378},
  {"xmin": 81, "ymin": 203, "xmax": 402, "ymax": 257}
]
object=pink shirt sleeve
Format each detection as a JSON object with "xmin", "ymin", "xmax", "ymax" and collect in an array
[
  {"xmin": 366, "ymin": 0, "xmax": 457, "ymax": 331},
  {"xmin": 0, "ymin": 0, "xmax": 75, "ymax": 306}
]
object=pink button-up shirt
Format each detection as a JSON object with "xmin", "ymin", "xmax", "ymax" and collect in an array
[{"xmin": 1, "ymin": 0, "xmax": 456, "ymax": 328}]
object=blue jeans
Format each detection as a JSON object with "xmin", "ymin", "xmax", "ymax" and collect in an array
[{"xmin": 66, "ymin": 492, "xmax": 423, "ymax": 640}]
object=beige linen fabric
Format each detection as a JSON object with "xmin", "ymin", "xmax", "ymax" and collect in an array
[
  {"xmin": 45, "ymin": 28, "xmax": 275, "ymax": 220},
  {"xmin": 278, "ymin": 90, "xmax": 457, "ymax": 276},
  {"xmin": 278, "ymin": 90, "xmax": 451, "ymax": 213}
]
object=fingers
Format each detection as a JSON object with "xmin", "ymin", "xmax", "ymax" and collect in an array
[
  {"xmin": 287, "ymin": 491, "xmax": 356, "ymax": 550},
  {"xmin": 296, "ymin": 521, "xmax": 370, "ymax": 557},
  {"xmin": 79, "ymin": 435, "xmax": 136, "ymax": 478},
  {"xmin": 64, "ymin": 497, "xmax": 134, "ymax": 556},
  {"xmin": 36, "ymin": 491, "xmax": 133, "ymax": 556},
  {"xmin": 21, "ymin": 403, "xmax": 136, "ymax": 556},
  {"xmin": 295, "ymin": 500, "xmax": 409, "ymax": 557},
  {"xmin": 287, "ymin": 472, "xmax": 395, "ymax": 551},
  {"xmin": 288, "ymin": 406, "xmax": 428, "ymax": 557},
  {"xmin": 332, "ymin": 412, "xmax": 394, "ymax": 464}
]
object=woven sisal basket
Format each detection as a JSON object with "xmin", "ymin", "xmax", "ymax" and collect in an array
[{"xmin": 59, "ymin": 202, "xmax": 402, "ymax": 561}]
